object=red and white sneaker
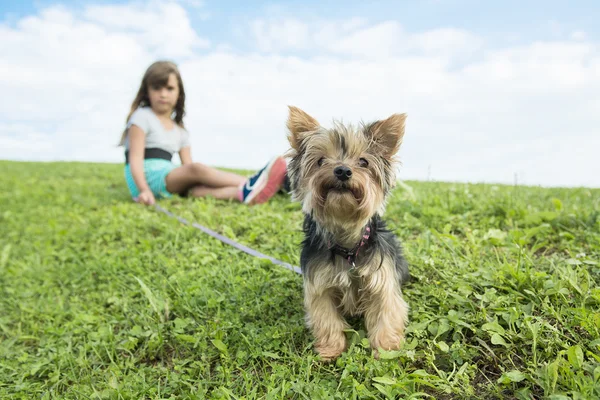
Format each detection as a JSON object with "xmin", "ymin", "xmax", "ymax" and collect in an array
[{"xmin": 238, "ymin": 156, "xmax": 288, "ymax": 205}]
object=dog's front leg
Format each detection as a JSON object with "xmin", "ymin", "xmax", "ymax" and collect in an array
[
  {"xmin": 304, "ymin": 284, "xmax": 348, "ymax": 361},
  {"xmin": 362, "ymin": 260, "xmax": 409, "ymax": 356}
]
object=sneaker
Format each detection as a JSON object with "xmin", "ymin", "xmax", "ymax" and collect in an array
[{"xmin": 239, "ymin": 156, "xmax": 288, "ymax": 205}]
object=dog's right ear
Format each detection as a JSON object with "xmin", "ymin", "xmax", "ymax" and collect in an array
[{"xmin": 286, "ymin": 106, "xmax": 320, "ymax": 151}]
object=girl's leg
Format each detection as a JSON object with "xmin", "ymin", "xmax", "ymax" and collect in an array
[
  {"xmin": 165, "ymin": 162, "xmax": 246, "ymax": 194},
  {"xmin": 188, "ymin": 185, "xmax": 240, "ymax": 200},
  {"xmin": 166, "ymin": 156, "xmax": 288, "ymax": 205}
]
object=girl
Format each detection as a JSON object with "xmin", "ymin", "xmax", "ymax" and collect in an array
[{"xmin": 119, "ymin": 61, "xmax": 288, "ymax": 206}]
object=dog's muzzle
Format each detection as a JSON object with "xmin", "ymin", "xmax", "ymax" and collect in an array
[{"xmin": 334, "ymin": 166, "xmax": 352, "ymax": 182}]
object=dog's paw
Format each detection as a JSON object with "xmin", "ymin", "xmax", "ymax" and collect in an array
[
  {"xmin": 315, "ymin": 337, "xmax": 347, "ymax": 362},
  {"xmin": 370, "ymin": 333, "xmax": 404, "ymax": 357}
]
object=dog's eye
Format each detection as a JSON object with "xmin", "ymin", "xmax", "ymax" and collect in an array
[
  {"xmin": 317, "ymin": 157, "xmax": 325, "ymax": 167},
  {"xmin": 359, "ymin": 158, "xmax": 369, "ymax": 167}
]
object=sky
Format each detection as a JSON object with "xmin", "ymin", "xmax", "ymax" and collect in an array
[{"xmin": 0, "ymin": 0, "xmax": 599, "ymax": 188}]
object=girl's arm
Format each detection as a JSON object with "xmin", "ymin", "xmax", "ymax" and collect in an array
[
  {"xmin": 179, "ymin": 146, "xmax": 192, "ymax": 165},
  {"xmin": 128, "ymin": 125, "xmax": 155, "ymax": 205}
]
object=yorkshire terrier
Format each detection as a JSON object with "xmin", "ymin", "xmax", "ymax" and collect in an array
[{"xmin": 285, "ymin": 106, "xmax": 410, "ymax": 361}]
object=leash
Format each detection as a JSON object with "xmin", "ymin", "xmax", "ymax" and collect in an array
[{"xmin": 153, "ymin": 204, "xmax": 303, "ymax": 275}]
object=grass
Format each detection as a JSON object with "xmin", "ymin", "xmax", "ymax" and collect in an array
[{"xmin": 0, "ymin": 159, "xmax": 599, "ymax": 399}]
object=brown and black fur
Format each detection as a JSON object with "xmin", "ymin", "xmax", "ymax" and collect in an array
[{"xmin": 285, "ymin": 106, "xmax": 410, "ymax": 361}]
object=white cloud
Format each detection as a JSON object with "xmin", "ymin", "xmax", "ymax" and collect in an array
[
  {"xmin": 0, "ymin": 123, "xmax": 56, "ymax": 160},
  {"xmin": 251, "ymin": 19, "xmax": 311, "ymax": 52},
  {"xmin": 571, "ymin": 30, "xmax": 587, "ymax": 41},
  {"xmin": 0, "ymin": 2, "xmax": 598, "ymax": 188},
  {"xmin": 247, "ymin": 17, "xmax": 483, "ymax": 62},
  {"xmin": 83, "ymin": 0, "xmax": 210, "ymax": 57}
]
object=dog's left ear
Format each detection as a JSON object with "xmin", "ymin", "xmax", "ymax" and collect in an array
[
  {"xmin": 367, "ymin": 113, "xmax": 407, "ymax": 158},
  {"xmin": 287, "ymin": 106, "xmax": 320, "ymax": 151}
]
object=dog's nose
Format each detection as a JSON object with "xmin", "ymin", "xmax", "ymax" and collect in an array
[{"xmin": 334, "ymin": 166, "xmax": 352, "ymax": 181}]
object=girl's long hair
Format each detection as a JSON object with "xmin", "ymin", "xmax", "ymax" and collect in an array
[{"xmin": 118, "ymin": 60, "xmax": 186, "ymax": 146}]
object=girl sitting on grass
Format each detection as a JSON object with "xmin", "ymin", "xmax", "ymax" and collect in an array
[{"xmin": 118, "ymin": 60, "xmax": 288, "ymax": 206}]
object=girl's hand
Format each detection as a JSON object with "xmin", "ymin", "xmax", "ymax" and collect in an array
[{"xmin": 135, "ymin": 189, "xmax": 156, "ymax": 206}]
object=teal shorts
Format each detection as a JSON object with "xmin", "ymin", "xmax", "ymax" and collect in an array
[{"xmin": 124, "ymin": 159, "xmax": 176, "ymax": 199}]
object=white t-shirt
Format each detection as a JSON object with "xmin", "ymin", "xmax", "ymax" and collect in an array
[{"xmin": 124, "ymin": 107, "xmax": 191, "ymax": 155}]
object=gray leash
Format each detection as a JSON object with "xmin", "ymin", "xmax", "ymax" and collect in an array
[{"xmin": 153, "ymin": 204, "xmax": 303, "ymax": 275}]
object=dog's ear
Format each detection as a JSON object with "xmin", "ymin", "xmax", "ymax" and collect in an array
[
  {"xmin": 367, "ymin": 113, "xmax": 407, "ymax": 158},
  {"xmin": 287, "ymin": 106, "xmax": 320, "ymax": 151}
]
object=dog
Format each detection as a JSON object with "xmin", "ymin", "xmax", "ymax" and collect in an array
[{"xmin": 284, "ymin": 106, "xmax": 410, "ymax": 361}]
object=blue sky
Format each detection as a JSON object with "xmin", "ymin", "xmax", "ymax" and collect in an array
[
  {"xmin": 3, "ymin": 0, "xmax": 598, "ymax": 47},
  {"xmin": 0, "ymin": 0, "xmax": 598, "ymax": 187}
]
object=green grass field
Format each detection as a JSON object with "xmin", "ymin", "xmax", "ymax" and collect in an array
[{"xmin": 1, "ymin": 160, "xmax": 599, "ymax": 399}]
